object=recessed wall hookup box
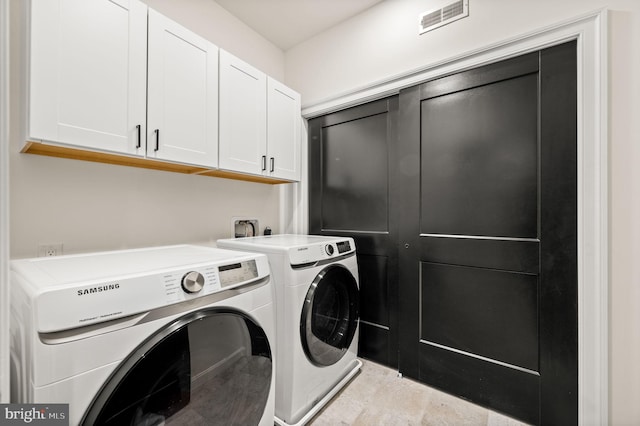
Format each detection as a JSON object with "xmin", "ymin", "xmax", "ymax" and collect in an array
[{"xmin": 233, "ymin": 219, "xmax": 258, "ymax": 238}]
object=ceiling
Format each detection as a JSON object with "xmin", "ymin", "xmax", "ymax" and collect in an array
[{"xmin": 213, "ymin": 0, "xmax": 386, "ymax": 50}]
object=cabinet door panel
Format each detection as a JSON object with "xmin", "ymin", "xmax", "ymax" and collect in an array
[
  {"xmin": 219, "ymin": 50, "xmax": 267, "ymax": 175},
  {"xmin": 147, "ymin": 10, "xmax": 218, "ymax": 167},
  {"xmin": 29, "ymin": 0, "xmax": 147, "ymax": 155},
  {"xmin": 267, "ymin": 78, "xmax": 300, "ymax": 181}
]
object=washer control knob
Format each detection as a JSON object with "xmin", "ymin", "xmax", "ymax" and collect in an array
[
  {"xmin": 325, "ymin": 244, "xmax": 335, "ymax": 256},
  {"xmin": 182, "ymin": 271, "xmax": 205, "ymax": 293}
]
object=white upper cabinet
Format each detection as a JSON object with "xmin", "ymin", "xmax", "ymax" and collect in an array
[
  {"xmin": 218, "ymin": 50, "xmax": 268, "ymax": 176},
  {"xmin": 29, "ymin": 0, "xmax": 147, "ymax": 155},
  {"xmin": 267, "ymin": 77, "xmax": 301, "ymax": 181},
  {"xmin": 147, "ymin": 10, "xmax": 219, "ymax": 167},
  {"xmin": 219, "ymin": 51, "xmax": 301, "ymax": 181},
  {"xmin": 27, "ymin": 1, "xmax": 298, "ymax": 182}
]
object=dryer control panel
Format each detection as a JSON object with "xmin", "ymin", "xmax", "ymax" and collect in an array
[
  {"xmin": 216, "ymin": 234, "xmax": 357, "ymax": 267},
  {"xmin": 289, "ymin": 239, "xmax": 354, "ymax": 266}
]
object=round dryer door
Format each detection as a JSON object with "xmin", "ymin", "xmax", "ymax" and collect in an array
[
  {"xmin": 82, "ymin": 308, "xmax": 272, "ymax": 425},
  {"xmin": 300, "ymin": 264, "xmax": 359, "ymax": 366}
]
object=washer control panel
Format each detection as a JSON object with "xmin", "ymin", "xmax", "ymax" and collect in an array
[
  {"xmin": 19, "ymin": 246, "xmax": 270, "ymax": 333},
  {"xmin": 219, "ymin": 260, "xmax": 259, "ymax": 288},
  {"xmin": 162, "ymin": 259, "xmax": 259, "ymax": 303}
]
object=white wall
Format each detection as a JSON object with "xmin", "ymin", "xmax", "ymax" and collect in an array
[
  {"xmin": 285, "ymin": 1, "xmax": 640, "ymax": 424},
  {"xmin": 9, "ymin": 0, "xmax": 287, "ymax": 259},
  {"xmin": 0, "ymin": 0, "xmax": 10, "ymax": 404}
]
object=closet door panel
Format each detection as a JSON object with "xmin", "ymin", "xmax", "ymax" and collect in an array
[{"xmin": 309, "ymin": 97, "xmax": 399, "ymax": 368}]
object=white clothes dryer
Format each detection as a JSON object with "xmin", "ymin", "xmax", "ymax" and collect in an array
[
  {"xmin": 10, "ymin": 245, "xmax": 276, "ymax": 425},
  {"xmin": 217, "ymin": 234, "xmax": 361, "ymax": 426}
]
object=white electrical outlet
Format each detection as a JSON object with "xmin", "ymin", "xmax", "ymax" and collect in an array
[{"xmin": 37, "ymin": 243, "xmax": 63, "ymax": 257}]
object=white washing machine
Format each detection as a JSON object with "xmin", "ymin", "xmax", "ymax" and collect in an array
[
  {"xmin": 217, "ymin": 234, "xmax": 361, "ymax": 426},
  {"xmin": 10, "ymin": 244, "xmax": 276, "ymax": 425}
]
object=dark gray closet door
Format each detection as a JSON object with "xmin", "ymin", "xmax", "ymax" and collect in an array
[
  {"xmin": 397, "ymin": 41, "xmax": 577, "ymax": 425},
  {"xmin": 308, "ymin": 97, "xmax": 399, "ymax": 368}
]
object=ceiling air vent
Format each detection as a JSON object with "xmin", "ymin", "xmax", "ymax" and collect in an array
[{"xmin": 419, "ymin": 0, "xmax": 469, "ymax": 35}]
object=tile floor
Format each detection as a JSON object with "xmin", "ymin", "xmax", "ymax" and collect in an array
[{"xmin": 309, "ymin": 359, "xmax": 530, "ymax": 426}]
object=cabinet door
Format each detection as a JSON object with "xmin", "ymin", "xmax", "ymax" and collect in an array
[
  {"xmin": 219, "ymin": 50, "xmax": 267, "ymax": 176},
  {"xmin": 267, "ymin": 78, "xmax": 301, "ymax": 181},
  {"xmin": 147, "ymin": 9, "xmax": 218, "ymax": 167},
  {"xmin": 29, "ymin": 0, "xmax": 147, "ymax": 155}
]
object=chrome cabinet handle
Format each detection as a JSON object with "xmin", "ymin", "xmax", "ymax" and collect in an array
[
  {"xmin": 154, "ymin": 129, "xmax": 159, "ymax": 152},
  {"xmin": 261, "ymin": 155, "xmax": 267, "ymax": 171},
  {"xmin": 270, "ymin": 157, "xmax": 275, "ymax": 173}
]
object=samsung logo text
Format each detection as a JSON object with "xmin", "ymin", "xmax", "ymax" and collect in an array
[{"xmin": 77, "ymin": 283, "xmax": 120, "ymax": 296}]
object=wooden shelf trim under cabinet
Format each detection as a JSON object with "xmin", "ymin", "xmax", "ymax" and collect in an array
[{"xmin": 21, "ymin": 141, "xmax": 292, "ymax": 185}]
